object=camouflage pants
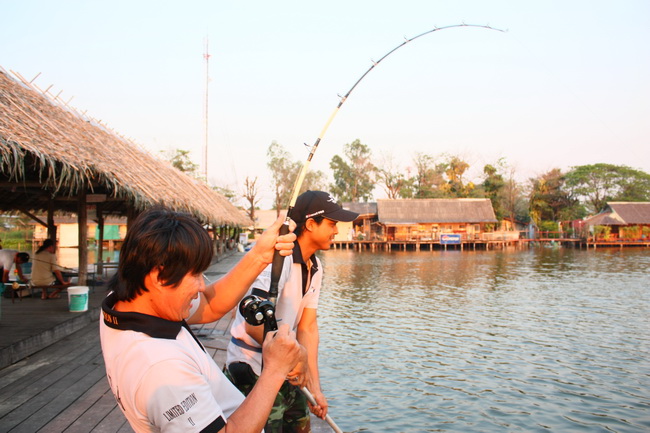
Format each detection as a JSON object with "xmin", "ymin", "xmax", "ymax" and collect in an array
[{"xmin": 225, "ymin": 363, "xmax": 311, "ymax": 433}]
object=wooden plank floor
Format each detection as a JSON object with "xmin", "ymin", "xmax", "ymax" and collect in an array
[{"xmin": 0, "ymin": 253, "xmax": 332, "ymax": 432}]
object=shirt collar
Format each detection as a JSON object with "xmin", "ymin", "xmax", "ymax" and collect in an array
[
  {"xmin": 101, "ymin": 291, "xmax": 183, "ymax": 339},
  {"xmin": 292, "ymin": 242, "xmax": 319, "ymax": 273}
]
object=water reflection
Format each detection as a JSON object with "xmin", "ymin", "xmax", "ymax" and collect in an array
[{"xmin": 318, "ymin": 248, "xmax": 650, "ymax": 432}]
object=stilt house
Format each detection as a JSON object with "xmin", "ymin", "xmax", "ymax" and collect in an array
[{"xmin": 377, "ymin": 198, "xmax": 498, "ymax": 241}]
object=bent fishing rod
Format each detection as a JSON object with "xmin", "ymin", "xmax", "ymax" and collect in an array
[{"xmin": 268, "ymin": 23, "xmax": 506, "ymax": 304}]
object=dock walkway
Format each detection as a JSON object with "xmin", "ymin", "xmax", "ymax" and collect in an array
[{"xmin": 0, "ymin": 252, "xmax": 331, "ymax": 432}]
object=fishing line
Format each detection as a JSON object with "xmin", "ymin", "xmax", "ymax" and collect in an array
[
  {"xmin": 269, "ymin": 23, "xmax": 506, "ymax": 304},
  {"xmin": 256, "ymin": 24, "xmax": 506, "ymax": 433}
]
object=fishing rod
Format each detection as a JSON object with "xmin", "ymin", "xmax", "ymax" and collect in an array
[
  {"xmin": 243, "ymin": 24, "xmax": 505, "ymax": 432},
  {"xmin": 268, "ymin": 23, "xmax": 506, "ymax": 304}
]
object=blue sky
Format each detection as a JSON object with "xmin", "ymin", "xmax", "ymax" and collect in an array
[{"xmin": 2, "ymin": 1, "xmax": 649, "ymax": 208}]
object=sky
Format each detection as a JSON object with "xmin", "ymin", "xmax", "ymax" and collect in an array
[{"xmin": 2, "ymin": 0, "xmax": 649, "ymax": 209}]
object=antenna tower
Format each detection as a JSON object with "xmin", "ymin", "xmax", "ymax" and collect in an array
[{"xmin": 203, "ymin": 37, "xmax": 210, "ymax": 180}]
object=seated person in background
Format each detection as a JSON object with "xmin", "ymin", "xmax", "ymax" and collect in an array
[
  {"xmin": 31, "ymin": 239, "xmax": 71, "ymax": 299},
  {"xmin": 0, "ymin": 249, "xmax": 30, "ymax": 284}
]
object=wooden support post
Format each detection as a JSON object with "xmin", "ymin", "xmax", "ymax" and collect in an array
[
  {"xmin": 96, "ymin": 203, "xmax": 104, "ymax": 276},
  {"xmin": 77, "ymin": 188, "xmax": 88, "ymax": 286},
  {"xmin": 47, "ymin": 197, "xmax": 57, "ymax": 242}
]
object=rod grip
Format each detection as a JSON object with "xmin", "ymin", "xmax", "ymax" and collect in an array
[{"xmin": 268, "ymin": 220, "xmax": 290, "ymax": 305}]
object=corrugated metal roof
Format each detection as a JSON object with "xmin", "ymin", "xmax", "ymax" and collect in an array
[
  {"xmin": 342, "ymin": 202, "xmax": 377, "ymax": 217},
  {"xmin": 377, "ymin": 198, "xmax": 498, "ymax": 224}
]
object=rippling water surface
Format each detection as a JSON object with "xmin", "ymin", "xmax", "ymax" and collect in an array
[{"xmin": 316, "ymin": 248, "xmax": 650, "ymax": 432}]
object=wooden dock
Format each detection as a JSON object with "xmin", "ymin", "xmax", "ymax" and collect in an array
[{"xmin": 0, "ymin": 253, "xmax": 332, "ymax": 432}]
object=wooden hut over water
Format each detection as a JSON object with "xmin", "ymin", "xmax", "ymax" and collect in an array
[
  {"xmin": 339, "ymin": 202, "xmax": 378, "ymax": 241},
  {"xmin": 0, "ymin": 68, "xmax": 250, "ymax": 282},
  {"xmin": 377, "ymin": 198, "xmax": 498, "ymax": 242},
  {"xmin": 583, "ymin": 202, "xmax": 650, "ymax": 245}
]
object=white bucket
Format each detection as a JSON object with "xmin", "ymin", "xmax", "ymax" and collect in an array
[{"xmin": 68, "ymin": 286, "xmax": 89, "ymax": 312}]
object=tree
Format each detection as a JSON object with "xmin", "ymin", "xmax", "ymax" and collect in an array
[
  {"xmin": 267, "ymin": 141, "xmax": 327, "ymax": 213},
  {"xmin": 329, "ymin": 139, "xmax": 375, "ymax": 202},
  {"xmin": 162, "ymin": 149, "xmax": 200, "ymax": 176},
  {"xmin": 375, "ymin": 153, "xmax": 410, "ymax": 199},
  {"xmin": 565, "ymin": 164, "xmax": 650, "ymax": 213},
  {"xmin": 267, "ymin": 141, "xmax": 298, "ymax": 213},
  {"xmin": 410, "ymin": 152, "xmax": 447, "ymax": 198},
  {"xmin": 242, "ymin": 176, "xmax": 261, "ymax": 223},
  {"xmin": 502, "ymin": 164, "xmax": 529, "ymax": 224},
  {"xmin": 529, "ymin": 168, "xmax": 583, "ymax": 227},
  {"xmin": 213, "ymin": 186, "xmax": 237, "ymax": 203},
  {"xmin": 482, "ymin": 162, "xmax": 506, "ymax": 220},
  {"xmin": 444, "ymin": 155, "xmax": 474, "ymax": 198}
]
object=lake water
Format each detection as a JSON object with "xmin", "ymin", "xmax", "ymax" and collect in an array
[{"xmin": 316, "ymin": 247, "xmax": 650, "ymax": 432}]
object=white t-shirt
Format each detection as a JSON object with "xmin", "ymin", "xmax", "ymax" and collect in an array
[
  {"xmin": 100, "ymin": 292, "xmax": 245, "ymax": 433},
  {"xmin": 0, "ymin": 249, "xmax": 18, "ymax": 270},
  {"xmin": 227, "ymin": 245, "xmax": 322, "ymax": 376}
]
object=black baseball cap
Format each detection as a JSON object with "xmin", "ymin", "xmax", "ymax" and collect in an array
[{"xmin": 289, "ymin": 191, "xmax": 359, "ymax": 223}]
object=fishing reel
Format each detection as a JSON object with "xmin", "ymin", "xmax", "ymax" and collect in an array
[{"xmin": 239, "ymin": 294, "xmax": 278, "ymax": 335}]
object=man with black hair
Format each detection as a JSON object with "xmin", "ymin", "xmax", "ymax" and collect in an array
[
  {"xmin": 0, "ymin": 249, "xmax": 30, "ymax": 284},
  {"xmin": 226, "ymin": 190, "xmax": 358, "ymax": 433},
  {"xmin": 100, "ymin": 206, "xmax": 305, "ymax": 433}
]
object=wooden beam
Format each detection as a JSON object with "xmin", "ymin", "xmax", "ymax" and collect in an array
[{"xmin": 16, "ymin": 209, "xmax": 48, "ymax": 227}]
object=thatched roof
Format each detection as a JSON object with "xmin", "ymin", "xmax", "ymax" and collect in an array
[
  {"xmin": 377, "ymin": 198, "xmax": 498, "ymax": 224},
  {"xmin": 0, "ymin": 68, "xmax": 249, "ymax": 226},
  {"xmin": 585, "ymin": 202, "xmax": 650, "ymax": 226}
]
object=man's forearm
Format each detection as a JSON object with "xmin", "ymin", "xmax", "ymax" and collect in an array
[
  {"xmin": 202, "ymin": 249, "xmax": 270, "ymax": 320},
  {"xmin": 225, "ymin": 368, "xmax": 286, "ymax": 433},
  {"xmin": 298, "ymin": 328, "xmax": 321, "ymax": 393}
]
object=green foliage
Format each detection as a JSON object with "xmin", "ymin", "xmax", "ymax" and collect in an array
[
  {"xmin": 444, "ymin": 156, "xmax": 474, "ymax": 198},
  {"xmin": 408, "ymin": 152, "xmax": 448, "ymax": 198},
  {"xmin": 619, "ymin": 225, "xmax": 641, "ymax": 239},
  {"xmin": 539, "ymin": 220, "xmax": 559, "ymax": 232},
  {"xmin": 565, "ymin": 163, "xmax": 650, "ymax": 213},
  {"xmin": 329, "ymin": 139, "xmax": 375, "ymax": 202},
  {"xmin": 0, "ymin": 216, "xmax": 33, "ymax": 250},
  {"xmin": 529, "ymin": 168, "xmax": 584, "ymax": 225},
  {"xmin": 162, "ymin": 149, "xmax": 200, "ymax": 176},
  {"xmin": 594, "ymin": 225, "xmax": 611, "ymax": 239},
  {"xmin": 482, "ymin": 162, "xmax": 506, "ymax": 220},
  {"xmin": 212, "ymin": 185, "xmax": 237, "ymax": 203}
]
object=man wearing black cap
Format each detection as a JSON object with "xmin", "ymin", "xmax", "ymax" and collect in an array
[{"xmin": 226, "ymin": 190, "xmax": 358, "ymax": 433}]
